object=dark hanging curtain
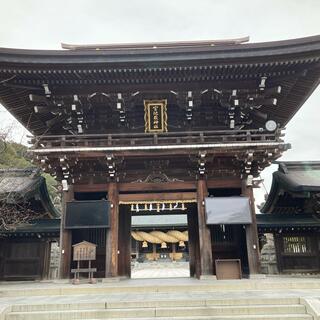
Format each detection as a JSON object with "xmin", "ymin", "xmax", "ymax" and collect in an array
[
  {"xmin": 205, "ymin": 197, "xmax": 252, "ymax": 225},
  {"xmin": 65, "ymin": 200, "xmax": 110, "ymax": 229}
]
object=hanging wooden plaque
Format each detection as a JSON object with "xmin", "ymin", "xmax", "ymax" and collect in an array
[{"xmin": 144, "ymin": 100, "xmax": 168, "ymax": 133}]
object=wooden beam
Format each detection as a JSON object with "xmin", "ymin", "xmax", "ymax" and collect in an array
[
  {"xmin": 59, "ymin": 185, "xmax": 74, "ymax": 279},
  {"xmin": 119, "ymin": 192, "xmax": 197, "ymax": 203},
  {"xmin": 73, "ymin": 179, "xmax": 240, "ymax": 194},
  {"xmin": 40, "ymin": 147, "xmax": 278, "ymax": 159},
  {"xmin": 73, "ymin": 181, "xmax": 197, "ymax": 193},
  {"xmin": 119, "ymin": 181, "xmax": 197, "ymax": 192},
  {"xmin": 207, "ymin": 178, "xmax": 241, "ymax": 189},
  {"xmin": 74, "ymin": 183, "xmax": 108, "ymax": 193},
  {"xmin": 105, "ymin": 182, "xmax": 119, "ymax": 277},
  {"xmin": 197, "ymin": 179, "xmax": 213, "ymax": 277}
]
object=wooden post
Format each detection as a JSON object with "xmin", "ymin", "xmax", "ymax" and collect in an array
[
  {"xmin": 172, "ymin": 243, "xmax": 176, "ymax": 261},
  {"xmin": 42, "ymin": 241, "xmax": 51, "ymax": 280},
  {"xmin": 136, "ymin": 241, "xmax": 139, "ymax": 261},
  {"xmin": 124, "ymin": 208, "xmax": 132, "ymax": 278},
  {"xmin": 197, "ymin": 179, "xmax": 213, "ymax": 277},
  {"xmin": 153, "ymin": 243, "xmax": 157, "ymax": 261},
  {"xmin": 187, "ymin": 204, "xmax": 200, "ymax": 277},
  {"xmin": 242, "ymin": 179, "xmax": 260, "ymax": 274},
  {"xmin": 118, "ymin": 205, "xmax": 131, "ymax": 278},
  {"xmin": 59, "ymin": 185, "xmax": 74, "ymax": 279},
  {"xmin": 105, "ymin": 182, "xmax": 119, "ymax": 277},
  {"xmin": 118, "ymin": 206, "xmax": 125, "ymax": 277},
  {"xmin": 40, "ymin": 241, "xmax": 49, "ymax": 280}
]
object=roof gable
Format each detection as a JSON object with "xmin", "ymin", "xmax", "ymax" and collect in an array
[{"xmin": 261, "ymin": 161, "xmax": 320, "ymax": 213}]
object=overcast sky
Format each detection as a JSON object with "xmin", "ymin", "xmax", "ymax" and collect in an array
[{"xmin": 0, "ymin": 0, "xmax": 319, "ymax": 206}]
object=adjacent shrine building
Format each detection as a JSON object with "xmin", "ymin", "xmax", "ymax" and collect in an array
[
  {"xmin": 259, "ymin": 162, "xmax": 320, "ymax": 274},
  {"xmin": 0, "ymin": 168, "xmax": 59, "ymax": 280},
  {"xmin": 0, "ymin": 36, "xmax": 320, "ymax": 279}
]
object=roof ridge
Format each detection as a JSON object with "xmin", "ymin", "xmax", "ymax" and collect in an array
[{"xmin": 61, "ymin": 36, "xmax": 250, "ymax": 51}]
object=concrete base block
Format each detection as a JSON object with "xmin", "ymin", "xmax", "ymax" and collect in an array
[
  {"xmin": 199, "ymin": 275, "xmax": 217, "ymax": 280},
  {"xmin": 101, "ymin": 277, "xmax": 121, "ymax": 283},
  {"xmin": 249, "ymin": 274, "xmax": 267, "ymax": 279},
  {"xmin": 51, "ymin": 279, "xmax": 71, "ymax": 284},
  {"xmin": 0, "ymin": 305, "xmax": 11, "ymax": 320},
  {"xmin": 301, "ymin": 298, "xmax": 320, "ymax": 320}
]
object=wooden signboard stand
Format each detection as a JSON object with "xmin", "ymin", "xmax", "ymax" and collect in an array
[{"xmin": 71, "ymin": 241, "xmax": 97, "ymax": 284}]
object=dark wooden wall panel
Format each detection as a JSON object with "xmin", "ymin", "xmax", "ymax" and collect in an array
[{"xmin": 0, "ymin": 241, "xmax": 49, "ymax": 280}]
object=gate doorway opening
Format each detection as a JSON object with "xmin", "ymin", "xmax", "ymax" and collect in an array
[{"xmin": 118, "ymin": 201, "xmax": 198, "ymax": 279}]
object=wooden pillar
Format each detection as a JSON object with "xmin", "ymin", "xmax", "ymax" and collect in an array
[
  {"xmin": 59, "ymin": 185, "xmax": 74, "ymax": 279},
  {"xmin": 118, "ymin": 205, "xmax": 131, "ymax": 278},
  {"xmin": 187, "ymin": 205, "xmax": 199, "ymax": 277},
  {"xmin": 153, "ymin": 243, "xmax": 157, "ymax": 261},
  {"xmin": 242, "ymin": 179, "xmax": 260, "ymax": 274},
  {"xmin": 172, "ymin": 243, "xmax": 176, "ymax": 261},
  {"xmin": 197, "ymin": 179, "xmax": 213, "ymax": 277},
  {"xmin": 42, "ymin": 241, "xmax": 51, "ymax": 280},
  {"xmin": 118, "ymin": 207, "xmax": 125, "ymax": 277},
  {"xmin": 105, "ymin": 182, "xmax": 119, "ymax": 277},
  {"xmin": 124, "ymin": 209, "xmax": 131, "ymax": 277},
  {"xmin": 135, "ymin": 241, "xmax": 139, "ymax": 261}
]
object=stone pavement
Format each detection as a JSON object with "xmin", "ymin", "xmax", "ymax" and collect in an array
[{"xmin": 131, "ymin": 261, "xmax": 189, "ymax": 278}]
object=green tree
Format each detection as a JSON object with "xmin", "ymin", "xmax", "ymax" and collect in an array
[
  {"xmin": 0, "ymin": 141, "xmax": 31, "ymax": 168},
  {"xmin": 0, "ymin": 138, "xmax": 60, "ymax": 207}
]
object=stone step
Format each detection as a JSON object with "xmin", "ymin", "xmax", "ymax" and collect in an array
[
  {"xmin": 108, "ymin": 297, "xmax": 301, "ymax": 309},
  {"xmin": 81, "ymin": 316, "xmax": 313, "ymax": 320},
  {"xmin": 11, "ymin": 297, "xmax": 301, "ymax": 312},
  {"xmin": 83, "ymin": 316, "xmax": 313, "ymax": 320},
  {"xmin": 0, "ymin": 279, "xmax": 320, "ymax": 297},
  {"xmin": 155, "ymin": 305, "xmax": 307, "ymax": 317},
  {"xmin": 2, "ymin": 279, "xmax": 320, "ymax": 297},
  {"xmin": 11, "ymin": 302, "xmax": 106, "ymax": 312},
  {"xmin": 6, "ymin": 304, "xmax": 307, "ymax": 320}
]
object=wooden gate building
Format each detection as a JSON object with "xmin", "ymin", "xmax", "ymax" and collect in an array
[{"xmin": 0, "ymin": 36, "xmax": 320, "ymax": 279}]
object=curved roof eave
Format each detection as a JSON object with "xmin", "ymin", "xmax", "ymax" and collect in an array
[
  {"xmin": 260, "ymin": 171, "xmax": 281, "ymax": 213},
  {"xmin": 261, "ymin": 166, "xmax": 320, "ymax": 213},
  {"xmin": 0, "ymin": 35, "xmax": 320, "ymax": 65},
  {"xmin": 38, "ymin": 176, "xmax": 61, "ymax": 218}
]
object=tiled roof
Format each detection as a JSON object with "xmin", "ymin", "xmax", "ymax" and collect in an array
[
  {"xmin": 0, "ymin": 168, "xmax": 41, "ymax": 199},
  {"xmin": 0, "ymin": 167, "xmax": 59, "ymax": 217},
  {"xmin": 262, "ymin": 161, "xmax": 320, "ymax": 213}
]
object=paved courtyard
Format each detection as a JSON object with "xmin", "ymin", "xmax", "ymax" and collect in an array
[{"xmin": 131, "ymin": 261, "xmax": 190, "ymax": 278}]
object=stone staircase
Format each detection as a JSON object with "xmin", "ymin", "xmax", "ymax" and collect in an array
[
  {"xmin": 2, "ymin": 278, "xmax": 319, "ymax": 320},
  {"xmin": 4, "ymin": 297, "xmax": 312, "ymax": 320}
]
